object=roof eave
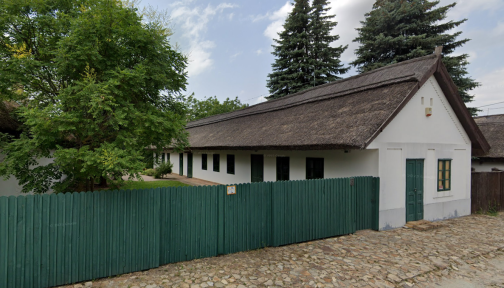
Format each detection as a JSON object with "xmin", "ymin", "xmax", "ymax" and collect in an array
[
  {"xmin": 433, "ymin": 59, "xmax": 491, "ymax": 154},
  {"xmin": 362, "ymin": 56, "xmax": 491, "ymax": 154}
]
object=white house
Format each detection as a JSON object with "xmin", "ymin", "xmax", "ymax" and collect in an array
[
  {"xmin": 155, "ymin": 52, "xmax": 490, "ymax": 230},
  {"xmin": 472, "ymin": 114, "xmax": 504, "ymax": 172}
]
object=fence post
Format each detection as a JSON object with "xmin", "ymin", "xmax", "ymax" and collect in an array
[
  {"xmin": 372, "ymin": 177, "xmax": 380, "ymax": 231},
  {"xmin": 217, "ymin": 185, "xmax": 225, "ymax": 255}
]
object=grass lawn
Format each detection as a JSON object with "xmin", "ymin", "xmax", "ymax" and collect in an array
[{"xmin": 120, "ymin": 180, "xmax": 191, "ymax": 190}]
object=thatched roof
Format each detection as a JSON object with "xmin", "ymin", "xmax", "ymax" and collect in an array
[
  {"xmin": 0, "ymin": 101, "xmax": 21, "ymax": 135},
  {"xmin": 186, "ymin": 54, "xmax": 490, "ymax": 153},
  {"xmin": 474, "ymin": 114, "xmax": 504, "ymax": 159}
]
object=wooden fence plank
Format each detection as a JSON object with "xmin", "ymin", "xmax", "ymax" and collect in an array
[{"xmin": 471, "ymin": 172, "xmax": 504, "ymax": 213}]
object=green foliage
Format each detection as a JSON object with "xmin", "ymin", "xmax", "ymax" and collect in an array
[
  {"xmin": 120, "ymin": 180, "xmax": 191, "ymax": 190},
  {"xmin": 0, "ymin": 0, "xmax": 188, "ymax": 193},
  {"xmin": 154, "ymin": 161, "xmax": 173, "ymax": 179},
  {"xmin": 184, "ymin": 94, "xmax": 248, "ymax": 122},
  {"xmin": 351, "ymin": 0, "xmax": 479, "ymax": 115},
  {"xmin": 487, "ymin": 201, "xmax": 500, "ymax": 216},
  {"xmin": 142, "ymin": 169, "xmax": 156, "ymax": 176},
  {"xmin": 267, "ymin": 0, "xmax": 348, "ymax": 100}
]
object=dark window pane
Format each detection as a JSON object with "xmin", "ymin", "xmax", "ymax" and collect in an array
[
  {"xmin": 213, "ymin": 154, "xmax": 220, "ymax": 172},
  {"xmin": 227, "ymin": 154, "xmax": 235, "ymax": 174},
  {"xmin": 162, "ymin": 153, "xmax": 165, "ymax": 163},
  {"xmin": 306, "ymin": 157, "xmax": 324, "ymax": 179},
  {"xmin": 166, "ymin": 153, "xmax": 170, "ymax": 162},
  {"xmin": 276, "ymin": 157, "xmax": 290, "ymax": 181},
  {"xmin": 202, "ymin": 154, "xmax": 207, "ymax": 170}
]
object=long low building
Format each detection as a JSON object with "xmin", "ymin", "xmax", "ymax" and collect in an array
[{"xmin": 157, "ymin": 52, "xmax": 489, "ymax": 230}]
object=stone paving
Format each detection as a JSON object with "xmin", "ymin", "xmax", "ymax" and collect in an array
[{"xmin": 64, "ymin": 213, "xmax": 504, "ymax": 288}]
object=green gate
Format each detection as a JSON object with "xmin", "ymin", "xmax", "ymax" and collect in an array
[{"xmin": 406, "ymin": 159, "xmax": 424, "ymax": 222}]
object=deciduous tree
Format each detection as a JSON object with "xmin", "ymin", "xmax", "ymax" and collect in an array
[{"xmin": 0, "ymin": 0, "xmax": 188, "ymax": 193}]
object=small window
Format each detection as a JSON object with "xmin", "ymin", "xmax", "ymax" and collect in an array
[
  {"xmin": 227, "ymin": 154, "xmax": 235, "ymax": 174},
  {"xmin": 213, "ymin": 154, "xmax": 220, "ymax": 172},
  {"xmin": 161, "ymin": 153, "xmax": 165, "ymax": 164},
  {"xmin": 306, "ymin": 157, "xmax": 324, "ymax": 179},
  {"xmin": 166, "ymin": 153, "xmax": 170, "ymax": 162},
  {"xmin": 438, "ymin": 159, "xmax": 451, "ymax": 191},
  {"xmin": 276, "ymin": 157, "xmax": 290, "ymax": 181},
  {"xmin": 202, "ymin": 154, "xmax": 207, "ymax": 170}
]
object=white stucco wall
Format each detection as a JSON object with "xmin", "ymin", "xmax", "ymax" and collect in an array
[
  {"xmin": 471, "ymin": 160, "xmax": 504, "ymax": 172},
  {"xmin": 0, "ymin": 154, "xmax": 56, "ymax": 197},
  {"xmin": 164, "ymin": 149, "xmax": 378, "ymax": 185},
  {"xmin": 368, "ymin": 76, "xmax": 472, "ymax": 230}
]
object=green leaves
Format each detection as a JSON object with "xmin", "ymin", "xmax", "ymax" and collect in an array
[
  {"xmin": 0, "ymin": 0, "xmax": 188, "ymax": 193},
  {"xmin": 184, "ymin": 94, "xmax": 249, "ymax": 122}
]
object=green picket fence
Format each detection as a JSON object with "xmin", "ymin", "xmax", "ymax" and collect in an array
[{"xmin": 0, "ymin": 176, "xmax": 379, "ymax": 288}]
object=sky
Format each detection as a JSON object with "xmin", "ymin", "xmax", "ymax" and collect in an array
[{"xmin": 140, "ymin": 0, "xmax": 504, "ymax": 116}]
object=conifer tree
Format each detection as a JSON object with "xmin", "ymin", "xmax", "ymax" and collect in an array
[
  {"xmin": 309, "ymin": 0, "xmax": 348, "ymax": 87},
  {"xmin": 267, "ymin": 0, "xmax": 311, "ymax": 99},
  {"xmin": 267, "ymin": 0, "xmax": 347, "ymax": 100},
  {"xmin": 351, "ymin": 0, "xmax": 479, "ymax": 114}
]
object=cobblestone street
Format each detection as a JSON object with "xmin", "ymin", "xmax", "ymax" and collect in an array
[{"xmin": 65, "ymin": 213, "xmax": 504, "ymax": 288}]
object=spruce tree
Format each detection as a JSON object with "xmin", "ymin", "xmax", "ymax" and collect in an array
[
  {"xmin": 267, "ymin": 0, "xmax": 347, "ymax": 100},
  {"xmin": 309, "ymin": 0, "xmax": 349, "ymax": 87},
  {"xmin": 267, "ymin": 0, "xmax": 311, "ymax": 99},
  {"xmin": 351, "ymin": 0, "xmax": 479, "ymax": 114}
]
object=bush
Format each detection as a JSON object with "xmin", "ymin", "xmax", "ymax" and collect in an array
[
  {"xmin": 154, "ymin": 161, "xmax": 173, "ymax": 179},
  {"xmin": 142, "ymin": 169, "xmax": 156, "ymax": 176}
]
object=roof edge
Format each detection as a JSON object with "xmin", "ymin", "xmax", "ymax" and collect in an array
[
  {"xmin": 433, "ymin": 59, "xmax": 491, "ymax": 153},
  {"xmin": 361, "ymin": 55, "xmax": 491, "ymax": 154},
  {"xmin": 187, "ymin": 75, "xmax": 418, "ymax": 129}
]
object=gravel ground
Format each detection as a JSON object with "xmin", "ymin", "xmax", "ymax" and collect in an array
[{"xmin": 63, "ymin": 212, "xmax": 504, "ymax": 288}]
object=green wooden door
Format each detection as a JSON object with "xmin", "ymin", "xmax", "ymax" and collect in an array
[
  {"xmin": 187, "ymin": 153, "xmax": 193, "ymax": 178},
  {"xmin": 406, "ymin": 159, "xmax": 424, "ymax": 222},
  {"xmin": 251, "ymin": 154, "xmax": 264, "ymax": 182},
  {"xmin": 179, "ymin": 153, "xmax": 184, "ymax": 176}
]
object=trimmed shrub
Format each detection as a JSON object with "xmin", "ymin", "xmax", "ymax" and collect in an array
[{"xmin": 154, "ymin": 161, "xmax": 173, "ymax": 179}]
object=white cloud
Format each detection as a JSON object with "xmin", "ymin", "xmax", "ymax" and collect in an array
[
  {"xmin": 472, "ymin": 68, "xmax": 504, "ymax": 116},
  {"xmin": 171, "ymin": 3, "xmax": 236, "ymax": 76},
  {"xmin": 256, "ymin": 49, "xmax": 263, "ymax": 55},
  {"xmin": 230, "ymin": 52, "xmax": 242, "ymax": 61},
  {"xmin": 256, "ymin": 95, "xmax": 267, "ymax": 104},
  {"xmin": 186, "ymin": 41, "xmax": 216, "ymax": 77},
  {"xmin": 263, "ymin": 2, "xmax": 293, "ymax": 41},
  {"xmin": 326, "ymin": 0, "xmax": 374, "ymax": 63},
  {"xmin": 441, "ymin": 0, "xmax": 504, "ymax": 19}
]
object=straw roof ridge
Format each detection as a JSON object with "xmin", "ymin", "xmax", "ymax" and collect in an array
[
  {"xmin": 474, "ymin": 114, "xmax": 504, "ymax": 158},
  {"xmin": 184, "ymin": 53, "xmax": 489, "ymax": 152},
  {"xmin": 187, "ymin": 54, "xmax": 439, "ymax": 129}
]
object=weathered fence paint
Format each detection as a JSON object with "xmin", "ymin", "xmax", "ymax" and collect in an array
[
  {"xmin": 471, "ymin": 172, "xmax": 504, "ymax": 213},
  {"xmin": 0, "ymin": 177, "xmax": 379, "ymax": 288}
]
